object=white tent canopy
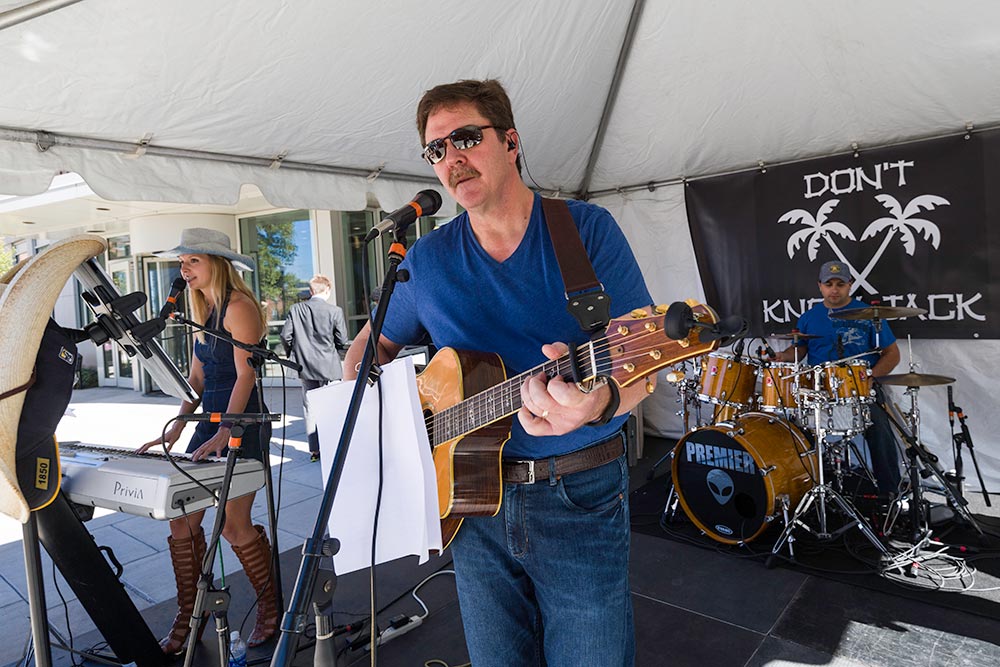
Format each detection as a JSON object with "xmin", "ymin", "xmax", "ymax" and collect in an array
[{"xmin": 2, "ymin": 0, "xmax": 999, "ymax": 488}]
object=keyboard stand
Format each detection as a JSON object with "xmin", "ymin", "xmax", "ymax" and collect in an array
[{"xmin": 33, "ymin": 492, "xmax": 167, "ymax": 666}]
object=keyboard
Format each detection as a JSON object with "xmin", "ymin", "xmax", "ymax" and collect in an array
[{"xmin": 58, "ymin": 442, "xmax": 265, "ymax": 520}]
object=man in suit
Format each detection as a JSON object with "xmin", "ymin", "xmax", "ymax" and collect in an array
[{"xmin": 281, "ymin": 275, "xmax": 349, "ymax": 461}]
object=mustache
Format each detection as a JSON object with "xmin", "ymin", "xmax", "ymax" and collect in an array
[{"xmin": 449, "ymin": 166, "xmax": 480, "ymax": 189}]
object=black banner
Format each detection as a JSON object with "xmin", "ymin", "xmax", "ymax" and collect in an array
[{"xmin": 686, "ymin": 129, "xmax": 1000, "ymax": 338}]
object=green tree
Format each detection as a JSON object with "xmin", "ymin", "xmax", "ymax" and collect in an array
[
  {"xmin": 255, "ymin": 223, "xmax": 300, "ymax": 318},
  {"xmin": 0, "ymin": 246, "xmax": 13, "ymax": 276}
]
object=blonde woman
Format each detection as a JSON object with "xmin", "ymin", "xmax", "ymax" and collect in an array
[{"xmin": 139, "ymin": 228, "xmax": 277, "ymax": 654}]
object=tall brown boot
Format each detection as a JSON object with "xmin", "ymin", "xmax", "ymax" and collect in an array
[
  {"xmin": 232, "ymin": 524, "xmax": 279, "ymax": 647},
  {"xmin": 161, "ymin": 527, "xmax": 208, "ymax": 655}
]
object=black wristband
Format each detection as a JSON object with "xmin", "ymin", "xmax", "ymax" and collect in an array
[
  {"xmin": 589, "ymin": 381, "xmax": 621, "ymax": 426},
  {"xmin": 219, "ymin": 421, "xmax": 234, "ymax": 430}
]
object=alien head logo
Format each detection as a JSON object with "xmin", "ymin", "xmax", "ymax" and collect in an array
[{"xmin": 706, "ymin": 469, "xmax": 734, "ymax": 505}]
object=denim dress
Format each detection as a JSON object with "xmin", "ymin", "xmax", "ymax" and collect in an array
[{"xmin": 186, "ymin": 293, "xmax": 269, "ymax": 462}]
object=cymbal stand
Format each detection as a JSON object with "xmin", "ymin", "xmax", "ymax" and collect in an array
[
  {"xmin": 647, "ymin": 363, "xmax": 696, "ymax": 482},
  {"xmin": 768, "ymin": 371, "xmax": 890, "ymax": 566},
  {"xmin": 880, "ymin": 397, "xmax": 983, "ymax": 539}
]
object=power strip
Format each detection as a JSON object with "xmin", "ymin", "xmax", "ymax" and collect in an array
[{"xmin": 377, "ymin": 615, "xmax": 423, "ymax": 646}]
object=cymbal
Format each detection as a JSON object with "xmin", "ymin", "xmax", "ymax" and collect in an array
[
  {"xmin": 769, "ymin": 331, "xmax": 821, "ymax": 340},
  {"xmin": 830, "ymin": 305, "xmax": 927, "ymax": 320},
  {"xmin": 878, "ymin": 372, "xmax": 956, "ymax": 387}
]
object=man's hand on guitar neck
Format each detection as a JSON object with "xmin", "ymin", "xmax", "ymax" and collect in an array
[{"xmin": 519, "ymin": 342, "xmax": 654, "ymax": 436}]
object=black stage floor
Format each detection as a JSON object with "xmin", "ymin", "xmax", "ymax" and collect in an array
[{"xmin": 51, "ymin": 436, "xmax": 1000, "ymax": 667}]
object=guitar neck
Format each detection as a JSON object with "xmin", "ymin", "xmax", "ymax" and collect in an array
[
  {"xmin": 429, "ymin": 344, "xmax": 597, "ymax": 447},
  {"xmin": 426, "ymin": 301, "xmax": 720, "ymax": 448}
]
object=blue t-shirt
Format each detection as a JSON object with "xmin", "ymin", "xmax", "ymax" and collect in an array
[
  {"xmin": 381, "ymin": 193, "xmax": 652, "ymax": 459},
  {"xmin": 797, "ymin": 299, "xmax": 897, "ymax": 367}
]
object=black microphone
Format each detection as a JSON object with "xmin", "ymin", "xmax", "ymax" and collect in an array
[
  {"xmin": 836, "ymin": 333, "xmax": 845, "ymax": 359},
  {"xmin": 175, "ymin": 412, "xmax": 281, "ymax": 423},
  {"xmin": 364, "ymin": 189, "xmax": 443, "ymax": 242},
  {"xmin": 709, "ymin": 315, "xmax": 748, "ymax": 343},
  {"xmin": 733, "ymin": 338, "xmax": 745, "ymax": 361},
  {"xmin": 158, "ymin": 277, "xmax": 187, "ymax": 319},
  {"xmin": 763, "ymin": 342, "xmax": 776, "ymax": 360}
]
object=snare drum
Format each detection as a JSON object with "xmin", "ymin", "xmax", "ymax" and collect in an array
[
  {"xmin": 697, "ymin": 352, "xmax": 758, "ymax": 408},
  {"xmin": 817, "ymin": 360, "xmax": 873, "ymax": 403},
  {"xmin": 816, "ymin": 402, "xmax": 871, "ymax": 437},
  {"xmin": 759, "ymin": 362, "xmax": 800, "ymax": 412}
]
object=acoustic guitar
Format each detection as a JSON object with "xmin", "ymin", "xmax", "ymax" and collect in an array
[{"xmin": 417, "ymin": 300, "xmax": 721, "ymax": 547}]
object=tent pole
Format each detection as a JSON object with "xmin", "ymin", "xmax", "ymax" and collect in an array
[
  {"xmin": 575, "ymin": 0, "xmax": 646, "ymax": 201},
  {"xmin": 0, "ymin": 0, "xmax": 84, "ymax": 32},
  {"xmin": 0, "ymin": 126, "xmax": 440, "ymax": 186}
]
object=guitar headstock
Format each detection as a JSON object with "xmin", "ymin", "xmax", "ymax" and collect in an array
[{"xmin": 602, "ymin": 300, "xmax": 720, "ymax": 388}]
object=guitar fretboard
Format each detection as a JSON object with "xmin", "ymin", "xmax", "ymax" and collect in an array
[{"xmin": 428, "ymin": 343, "xmax": 599, "ymax": 446}]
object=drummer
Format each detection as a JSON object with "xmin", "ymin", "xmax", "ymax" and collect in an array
[{"xmin": 774, "ymin": 260, "xmax": 902, "ymax": 493}]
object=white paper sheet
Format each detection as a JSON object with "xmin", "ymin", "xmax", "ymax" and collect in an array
[{"xmin": 310, "ymin": 356, "xmax": 442, "ymax": 574}]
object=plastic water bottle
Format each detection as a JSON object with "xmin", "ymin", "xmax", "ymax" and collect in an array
[{"xmin": 228, "ymin": 630, "xmax": 248, "ymax": 667}]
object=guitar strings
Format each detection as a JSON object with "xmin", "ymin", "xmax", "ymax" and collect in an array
[
  {"xmin": 424, "ymin": 324, "xmax": 700, "ymax": 441},
  {"xmin": 425, "ymin": 326, "xmax": 686, "ymax": 435}
]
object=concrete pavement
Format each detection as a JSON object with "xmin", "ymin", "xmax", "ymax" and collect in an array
[{"xmin": 0, "ymin": 385, "xmax": 328, "ymax": 666}]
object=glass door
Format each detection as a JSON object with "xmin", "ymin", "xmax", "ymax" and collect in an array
[
  {"xmin": 239, "ymin": 209, "xmax": 317, "ymax": 383},
  {"xmin": 142, "ymin": 257, "xmax": 191, "ymax": 392},
  {"xmin": 337, "ymin": 211, "xmax": 443, "ymax": 337},
  {"xmin": 98, "ymin": 259, "xmax": 135, "ymax": 389}
]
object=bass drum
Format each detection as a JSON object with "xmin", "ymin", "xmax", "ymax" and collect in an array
[{"xmin": 672, "ymin": 413, "xmax": 817, "ymax": 544}]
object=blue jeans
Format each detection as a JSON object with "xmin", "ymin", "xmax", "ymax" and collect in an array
[
  {"xmin": 867, "ymin": 386, "xmax": 902, "ymax": 492},
  {"xmin": 450, "ymin": 450, "xmax": 634, "ymax": 667}
]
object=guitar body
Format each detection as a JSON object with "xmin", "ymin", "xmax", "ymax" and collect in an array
[{"xmin": 417, "ymin": 348, "xmax": 511, "ymax": 548}]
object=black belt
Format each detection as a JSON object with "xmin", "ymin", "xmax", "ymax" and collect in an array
[{"xmin": 502, "ymin": 434, "xmax": 624, "ymax": 484}]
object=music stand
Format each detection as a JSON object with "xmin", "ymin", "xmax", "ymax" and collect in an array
[{"xmin": 270, "ymin": 233, "xmax": 411, "ymax": 667}]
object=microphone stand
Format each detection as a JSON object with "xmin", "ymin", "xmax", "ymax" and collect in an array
[
  {"xmin": 147, "ymin": 314, "xmax": 299, "ymax": 667},
  {"xmin": 950, "ymin": 397, "xmax": 991, "ymax": 508},
  {"xmin": 271, "ymin": 233, "xmax": 410, "ymax": 667}
]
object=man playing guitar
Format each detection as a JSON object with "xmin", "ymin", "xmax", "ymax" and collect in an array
[{"xmin": 344, "ymin": 79, "xmax": 654, "ymax": 666}]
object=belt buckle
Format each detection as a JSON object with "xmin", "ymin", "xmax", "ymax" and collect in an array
[{"xmin": 521, "ymin": 460, "xmax": 535, "ymax": 484}]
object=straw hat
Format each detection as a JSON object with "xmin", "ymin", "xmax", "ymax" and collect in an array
[
  {"xmin": 0, "ymin": 234, "xmax": 106, "ymax": 523},
  {"xmin": 154, "ymin": 227, "xmax": 255, "ymax": 272}
]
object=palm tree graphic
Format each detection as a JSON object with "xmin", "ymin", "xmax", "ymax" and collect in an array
[
  {"xmin": 780, "ymin": 199, "xmax": 877, "ymax": 294},
  {"xmin": 854, "ymin": 194, "xmax": 949, "ymax": 293}
]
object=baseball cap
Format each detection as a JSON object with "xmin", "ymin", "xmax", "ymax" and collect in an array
[{"xmin": 818, "ymin": 260, "xmax": 853, "ymax": 283}]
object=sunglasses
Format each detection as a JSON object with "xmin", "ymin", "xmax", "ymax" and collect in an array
[{"xmin": 421, "ymin": 125, "xmax": 500, "ymax": 165}]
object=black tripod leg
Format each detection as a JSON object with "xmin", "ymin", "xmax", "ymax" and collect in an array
[{"xmin": 184, "ymin": 439, "xmax": 245, "ymax": 667}]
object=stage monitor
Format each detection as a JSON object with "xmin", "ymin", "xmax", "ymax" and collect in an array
[{"xmin": 73, "ymin": 258, "xmax": 198, "ymax": 403}]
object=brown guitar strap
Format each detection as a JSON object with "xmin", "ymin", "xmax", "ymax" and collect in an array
[{"xmin": 540, "ymin": 197, "xmax": 611, "ymax": 334}]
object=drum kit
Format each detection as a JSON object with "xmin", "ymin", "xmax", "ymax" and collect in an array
[{"xmin": 657, "ymin": 305, "xmax": 982, "ymax": 562}]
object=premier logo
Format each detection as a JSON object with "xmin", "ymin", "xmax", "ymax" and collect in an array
[{"xmin": 685, "ymin": 441, "xmax": 757, "ymax": 475}]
